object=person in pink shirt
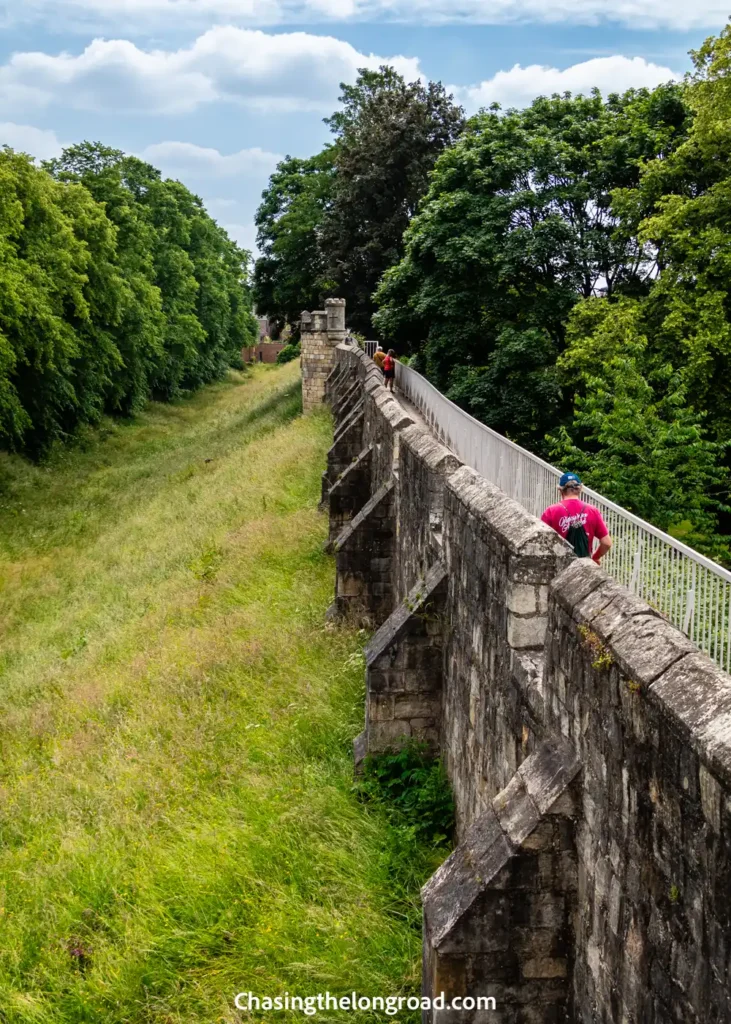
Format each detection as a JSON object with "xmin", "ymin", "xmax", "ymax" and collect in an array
[{"xmin": 541, "ymin": 472, "xmax": 612, "ymax": 563}]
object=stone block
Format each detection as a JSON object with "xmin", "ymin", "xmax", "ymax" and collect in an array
[
  {"xmin": 506, "ymin": 583, "xmax": 538, "ymax": 616},
  {"xmin": 609, "ymin": 614, "xmax": 697, "ymax": 687},
  {"xmin": 521, "ymin": 958, "xmax": 568, "ymax": 980},
  {"xmin": 370, "ymin": 719, "xmax": 413, "ymax": 747},
  {"xmin": 507, "ymin": 611, "xmax": 547, "ymax": 650},
  {"xmin": 518, "ymin": 738, "xmax": 581, "ymax": 816},
  {"xmin": 551, "ymin": 557, "xmax": 605, "ymax": 615}
]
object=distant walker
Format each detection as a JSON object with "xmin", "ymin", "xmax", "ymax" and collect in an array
[{"xmin": 382, "ymin": 349, "xmax": 396, "ymax": 392}]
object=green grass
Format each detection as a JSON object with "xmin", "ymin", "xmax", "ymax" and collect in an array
[{"xmin": 0, "ymin": 363, "xmax": 444, "ymax": 1024}]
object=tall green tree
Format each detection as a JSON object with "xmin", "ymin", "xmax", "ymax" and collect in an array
[
  {"xmin": 373, "ymin": 85, "xmax": 688, "ymax": 447},
  {"xmin": 321, "ymin": 67, "xmax": 464, "ymax": 334},
  {"xmin": 46, "ymin": 143, "xmax": 166, "ymax": 415},
  {"xmin": 554, "ymin": 27, "xmax": 731, "ymax": 545},
  {"xmin": 617, "ymin": 28, "xmax": 731, "ymax": 444},
  {"xmin": 0, "ymin": 141, "xmax": 256, "ymax": 457},
  {"xmin": 548, "ymin": 298, "xmax": 726, "ymax": 544},
  {"xmin": 253, "ymin": 148, "xmax": 336, "ymax": 337},
  {"xmin": 50, "ymin": 144, "xmax": 257, "ymax": 402},
  {"xmin": 0, "ymin": 149, "xmax": 128, "ymax": 453}
]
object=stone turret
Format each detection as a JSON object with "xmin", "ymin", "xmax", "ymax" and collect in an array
[
  {"xmin": 325, "ymin": 297, "xmax": 346, "ymax": 337},
  {"xmin": 301, "ymin": 298, "xmax": 347, "ymax": 412}
]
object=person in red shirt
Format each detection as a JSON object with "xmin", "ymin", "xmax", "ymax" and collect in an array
[
  {"xmin": 541, "ymin": 472, "xmax": 612, "ymax": 563},
  {"xmin": 382, "ymin": 349, "xmax": 396, "ymax": 392}
]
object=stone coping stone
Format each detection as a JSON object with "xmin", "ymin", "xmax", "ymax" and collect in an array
[
  {"xmin": 369, "ymin": 389, "xmax": 414, "ymax": 432},
  {"xmin": 447, "ymin": 465, "xmax": 572, "ymax": 561},
  {"xmin": 549, "ymin": 558, "xmax": 605, "ymax": 615},
  {"xmin": 553, "ymin": 558, "xmax": 731, "ymax": 790},
  {"xmin": 650, "ymin": 652, "xmax": 731, "ymax": 790},
  {"xmin": 609, "ymin": 613, "xmax": 695, "ymax": 687},
  {"xmin": 401, "ymin": 423, "xmax": 462, "ymax": 476}
]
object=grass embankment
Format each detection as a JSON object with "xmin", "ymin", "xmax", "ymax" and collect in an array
[{"xmin": 0, "ymin": 363, "xmax": 441, "ymax": 1023}]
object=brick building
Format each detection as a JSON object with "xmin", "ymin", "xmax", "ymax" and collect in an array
[{"xmin": 242, "ymin": 341, "xmax": 286, "ymax": 364}]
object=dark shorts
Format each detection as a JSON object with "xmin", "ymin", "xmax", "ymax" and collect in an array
[{"xmin": 383, "ymin": 369, "xmax": 395, "ymax": 380}]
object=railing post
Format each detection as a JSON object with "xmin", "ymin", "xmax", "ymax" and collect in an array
[{"xmin": 630, "ymin": 544, "xmax": 642, "ymax": 594}]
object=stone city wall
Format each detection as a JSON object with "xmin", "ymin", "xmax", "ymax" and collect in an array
[{"xmin": 310, "ymin": 326, "xmax": 731, "ymax": 1024}]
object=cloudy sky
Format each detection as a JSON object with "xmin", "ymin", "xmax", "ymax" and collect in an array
[{"xmin": 0, "ymin": 1, "xmax": 725, "ymax": 255}]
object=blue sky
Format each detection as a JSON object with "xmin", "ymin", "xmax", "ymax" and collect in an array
[{"xmin": 0, "ymin": 1, "xmax": 725, "ymax": 256}]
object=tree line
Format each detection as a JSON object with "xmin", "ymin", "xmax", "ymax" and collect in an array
[
  {"xmin": 0, "ymin": 142, "xmax": 258, "ymax": 457},
  {"xmin": 254, "ymin": 25, "xmax": 731, "ymax": 557}
]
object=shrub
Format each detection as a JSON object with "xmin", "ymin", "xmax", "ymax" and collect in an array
[
  {"xmin": 357, "ymin": 741, "xmax": 454, "ymax": 847},
  {"xmin": 354, "ymin": 742, "xmax": 454, "ymax": 932},
  {"xmin": 276, "ymin": 341, "xmax": 301, "ymax": 365}
]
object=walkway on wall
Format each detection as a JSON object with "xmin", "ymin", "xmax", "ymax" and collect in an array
[{"xmin": 388, "ymin": 355, "xmax": 731, "ymax": 674}]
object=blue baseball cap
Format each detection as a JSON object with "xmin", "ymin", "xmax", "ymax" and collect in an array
[{"xmin": 558, "ymin": 472, "xmax": 582, "ymax": 489}]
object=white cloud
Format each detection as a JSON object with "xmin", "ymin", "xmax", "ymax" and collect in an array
[
  {"xmin": 141, "ymin": 142, "xmax": 282, "ymax": 179},
  {"xmin": 221, "ymin": 221, "xmax": 259, "ymax": 252},
  {"xmin": 3, "ymin": 0, "xmax": 729, "ymax": 29},
  {"xmin": 203, "ymin": 197, "xmax": 245, "ymax": 215},
  {"xmin": 0, "ymin": 121, "xmax": 66, "ymax": 159},
  {"xmin": 381, "ymin": 0, "xmax": 728, "ymax": 28},
  {"xmin": 0, "ymin": 28, "xmax": 423, "ymax": 117},
  {"xmin": 458, "ymin": 55, "xmax": 678, "ymax": 112}
]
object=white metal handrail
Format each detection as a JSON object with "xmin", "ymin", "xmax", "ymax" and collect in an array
[{"xmin": 394, "ymin": 359, "xmax": 731, "ymax": 673}]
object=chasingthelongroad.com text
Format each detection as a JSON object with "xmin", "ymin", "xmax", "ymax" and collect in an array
[{"xmin": 234, "ymin": 991, "xmax": 497, "ymax": 1016}]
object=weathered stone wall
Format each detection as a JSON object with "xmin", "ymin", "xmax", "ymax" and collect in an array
[
  {"xmin": 443, "ymin": 466, "xmax": 572, "ymax": 831},
  {"xmin": 324, "ymin": 343, "xmax": 415, "ymax": 621},
  {"xmin": 241, "ymin": 341, "xmax": 286, "ymax": 363},
  {"xmin": 545, "ymin": 559, "xmax": 731, "ymax": 1024},
  {"xmin": 423, "ymin": 739, "xmax": 582, "ymax": 1024},
  {"xmin": 397, "ymin": 425, "xmax": 461, "ymax": 604},
  {"xmin": 317, "ymin": 331, "xmax": 731, "ymax": 1024}
]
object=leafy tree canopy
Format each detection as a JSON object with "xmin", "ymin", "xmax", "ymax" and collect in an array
[
  {"xmin": 322, "ymin": 67, "xmax": 464, "ymax": 334},
  {"xmin": 1, "ymin": 142, "xmax": 257, "ymax": 456},
  {"xmin": 621, "ymin": 27, "xmax": 731, "ymax": 443},
  {"xmin": 253, "ymin": 66, "xmax": 464, "ymax": 337},
  {"xmin": 549, "ymin": 299, "xmax": 727, "ymax": 548},
  {"xmin": 253, "ymin": 148, "xmax": 337, "ymax": 338},
  {"xmin": 373, "ymin": 86, "xmax": 690, "ymax": 445}
]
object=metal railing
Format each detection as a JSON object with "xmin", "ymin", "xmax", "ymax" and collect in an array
[{"xmin": 394, "ymin": 359, "xmax": 731, "ymax": 672}]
